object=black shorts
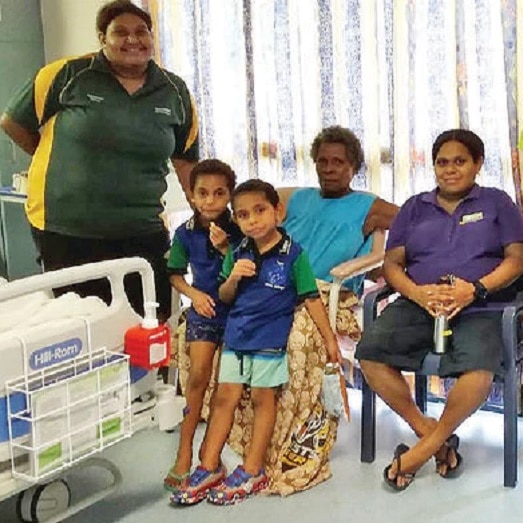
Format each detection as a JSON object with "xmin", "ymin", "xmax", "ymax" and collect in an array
[
  {"xmin": 31, "ymin": 227, "xmax": 172, "ymax": 321},
  {"xmin": 355, "ymin": 297, "xmax": 503, "ymax": 377}
]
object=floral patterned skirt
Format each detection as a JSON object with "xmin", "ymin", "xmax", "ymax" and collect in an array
[{"xmin": 172, "ymin": 281, "xmax": 361, "ymax": 496}]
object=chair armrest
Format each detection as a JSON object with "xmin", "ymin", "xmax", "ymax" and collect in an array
[
  {"xmin": 330, "ymin": 257, "xmax": 384, "ymax": 281},
  {"xmin": 327, "ymin": 230, "xmax": 386, "ymax": 330},
  {"xmin": 362, "ymin": 284, "xmax": 397, "ymax": 327},
  {"xmin": 328, "ymin": 259, "xmax": 387, "ymax": 330},
  {"xmin": 329, "ymin": 230, "xmax": 386, "ymax": 282}
]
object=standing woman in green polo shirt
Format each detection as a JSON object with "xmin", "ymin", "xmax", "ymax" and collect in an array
[{"xmin": 0, "ymin": 0, "xmax": 198, "ymax": 321}]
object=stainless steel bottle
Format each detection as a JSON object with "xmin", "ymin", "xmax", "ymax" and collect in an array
[
  {"xmin": 432, "ymin": 274, "xmax": 454, "ymax": 354},
  {"xmin": 433, "ymin": 315, "xmax": 451, "ymax": 354}
]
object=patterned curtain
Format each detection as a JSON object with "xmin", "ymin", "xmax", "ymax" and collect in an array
[{"xmin": 143, "ymin": 0, "xmax": 523, "ymax": 206}]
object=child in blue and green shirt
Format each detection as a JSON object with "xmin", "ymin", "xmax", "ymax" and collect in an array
[
  {"xmin": 164, "ymin": 159, "xmax": 241, "ymax": 491},
  {"xmin": 171, "ymin": 179, "xmax": 340, "ymax": 506}
]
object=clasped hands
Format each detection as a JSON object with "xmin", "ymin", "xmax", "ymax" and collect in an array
[{"xmin": 412, "ymin": 277, "xmax": 475, "ymax": 319}]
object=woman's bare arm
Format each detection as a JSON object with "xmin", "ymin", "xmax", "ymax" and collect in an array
[
  {"xmin": 0, "ymin": 114, "xmax": 40, "ymax": 156},
  {"xmin": 171, "ymin": 158, "xmax": 198, "ymax": 206},
  {"xmin": 276, "ymin": 187, "xmax": 297, "ymax": 221},
  {"xmin": 362, "ymin": 198, "xmax": 399, "ymax": 236}
]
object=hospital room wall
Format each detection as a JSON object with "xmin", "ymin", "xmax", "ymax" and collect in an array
[
  {"xmin": 40, "ymin": 0, "xmax": 107, "ymax": 63},
  {"xmin": 0, "ymin": 0, "xmax": 44, "ymax": 280}
]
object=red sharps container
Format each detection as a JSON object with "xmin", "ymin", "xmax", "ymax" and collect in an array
[{"xmin": 124, "ymin": 302, "xmax": 171, "ymax": 370}]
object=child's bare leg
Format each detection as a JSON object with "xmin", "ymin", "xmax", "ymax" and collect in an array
[
  {"xmin": 200, "ymin": 382, "xmax": 244, "ymax": 470},
  {"xmin": 197, "ymin": 347, "xmax": 223, "ymax": 462},
  {"xmin": 243, "ymin": 387, "xmax": 277, "ymax": 474},
  {"xmin": 172, "ymin": 341, "xmax": 217, "ymax": 475}
]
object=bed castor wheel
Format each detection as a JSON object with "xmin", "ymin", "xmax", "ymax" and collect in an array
[{"xmin": 16, "ymin": 479, "xmax": 71, "ymax": 522}]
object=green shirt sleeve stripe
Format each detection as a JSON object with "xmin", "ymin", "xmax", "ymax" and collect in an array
[
  {"xmin": 292, "ymin": 250, "xmax": 318, "ymax": 297},
  {"xmin": 220, "ymin": 247, "xmax": 234, "ymax": 281},
  {"xmin": 5, "ymin": 76, "xmax": 39, "ymax": 133},
  {"xmin": 183, "ymin": 95, "xmax": 199, "ymax": 155},
  {"xmin": 33, "ymin": 57, "xmax": 72, "ymax": 124},
  {"xmin": 167, "ymin": 236, "xmax": 188, "ymax": 271},
  {"xmin": 5, "ymin": 56, "xmax": 87, "ymax": 132},
  {"xmin": 169, "ymin": 75, "xmax": 199, "ymax": 160}
]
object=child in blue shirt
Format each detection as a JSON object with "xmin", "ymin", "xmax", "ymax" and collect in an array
[
  {"xmin": 164, "ymin": 159, "xmax": 241, "ymax": 491},
  {"xmin": 171, "ymin": 179, "xmax": 340, "ymax": 506}
]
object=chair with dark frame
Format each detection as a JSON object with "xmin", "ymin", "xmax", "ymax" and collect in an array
[{"xmin": 359, "ymin": 284, "xmax": 523, "ymax": 488}]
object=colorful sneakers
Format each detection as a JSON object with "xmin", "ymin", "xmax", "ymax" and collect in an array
[
  {"xmin": 207, "ymin": 465, "xmax": 268, "ymax": 505},
  {"xmin": 170, "ymin": 465, "xmax": 226, "ymax": 506},
  {"xmin": 163, "ymin": 468, "xmax": 189, "ymax": 492}
]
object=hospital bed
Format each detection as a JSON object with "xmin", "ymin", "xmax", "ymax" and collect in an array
[{"xmin": 0, "ymin": 258, "xmax": 167, "ymax": 522}]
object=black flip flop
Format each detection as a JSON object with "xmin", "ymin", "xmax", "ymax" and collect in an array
[
  {"xmin": 436, "ymin": 434, "xmax": 463, "ymax": 479},
  {"xmin": 383, "ymin": 443, "xmax": 416, "ymax": 491}
]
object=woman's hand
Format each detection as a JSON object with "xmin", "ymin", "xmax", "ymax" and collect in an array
[
  {"xmin": 409, "ymin": 284, "xmax": 455, "ymax": 317},
  {"xmin": 385, "ymin": 247, "xmax": 455, "ymax": 317},
  {"xmin": 410, "ymin": 279, "xmax": 475, "ymax": 319},
  {"xmin": 191, "ymin": 289, "xmax": 216, "ymax": 318},
  {"xmin": 444, "ymin": 277, "xmax": 475, "ymax": 319}
]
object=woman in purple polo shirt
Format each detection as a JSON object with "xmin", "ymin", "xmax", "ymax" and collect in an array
[{"xmin": 356, "ymin": 129, "xmax": 523, "ymax": 491}]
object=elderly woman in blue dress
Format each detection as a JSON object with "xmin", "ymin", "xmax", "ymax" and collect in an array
[
  {"xmin": 356, "ymin": 129, "xmax": 523, "ymax": 490},
  {"xmin": 222, "ymin": 127, "xmax": 398, "ymax": 495},
  {"xmin": 282, "ymin": 125, "xmax": 398, "ymax": 297}
]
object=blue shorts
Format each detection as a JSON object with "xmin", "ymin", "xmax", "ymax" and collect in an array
[
  {"xmin": 186, "ymin": 319, "xmax": 224, "ymax": 344},
  {"xmin": 218, "ymin": 348, "xmax": 288, "ymax": 388}
]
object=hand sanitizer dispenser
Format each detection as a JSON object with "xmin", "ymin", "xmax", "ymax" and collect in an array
[{"xmin": 124, "ymin": 302, "xmax": 171, "ymax": 369}]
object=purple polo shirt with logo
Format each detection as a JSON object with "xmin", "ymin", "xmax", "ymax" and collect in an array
[{"xmin": 387, "ymin": 185, "xmax": 523, "ymax": 285}]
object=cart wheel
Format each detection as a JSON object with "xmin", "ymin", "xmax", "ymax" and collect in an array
[{"xmin": 16, "ymin": 479, "xmax": 71, "ymax": 522}]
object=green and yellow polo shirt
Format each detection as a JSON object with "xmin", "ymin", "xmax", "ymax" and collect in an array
[{"xmin": 5, "ymin": 51, "xmax": 199, "ymax": 238}]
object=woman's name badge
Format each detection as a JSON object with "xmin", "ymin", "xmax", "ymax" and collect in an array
[{"xmin": 460, "ymin": 212, "xmax": 483, "ymax": 225}]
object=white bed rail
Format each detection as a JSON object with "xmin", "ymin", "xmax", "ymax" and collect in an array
[{"xmin": 0, "ymin": 258, "xmax": 156, "ymax": 308}]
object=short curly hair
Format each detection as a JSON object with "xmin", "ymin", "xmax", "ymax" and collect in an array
[
  {"xmin": 96, "ymin": 0, "xmax": 152, "ymax": 35},
  {"xmin": 189, "ymin": 159, "xmax": 237, "ymax": 193},
  {"xmin": 310, "ymin": 126, "xmax": 364, "ymax": 171}
]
